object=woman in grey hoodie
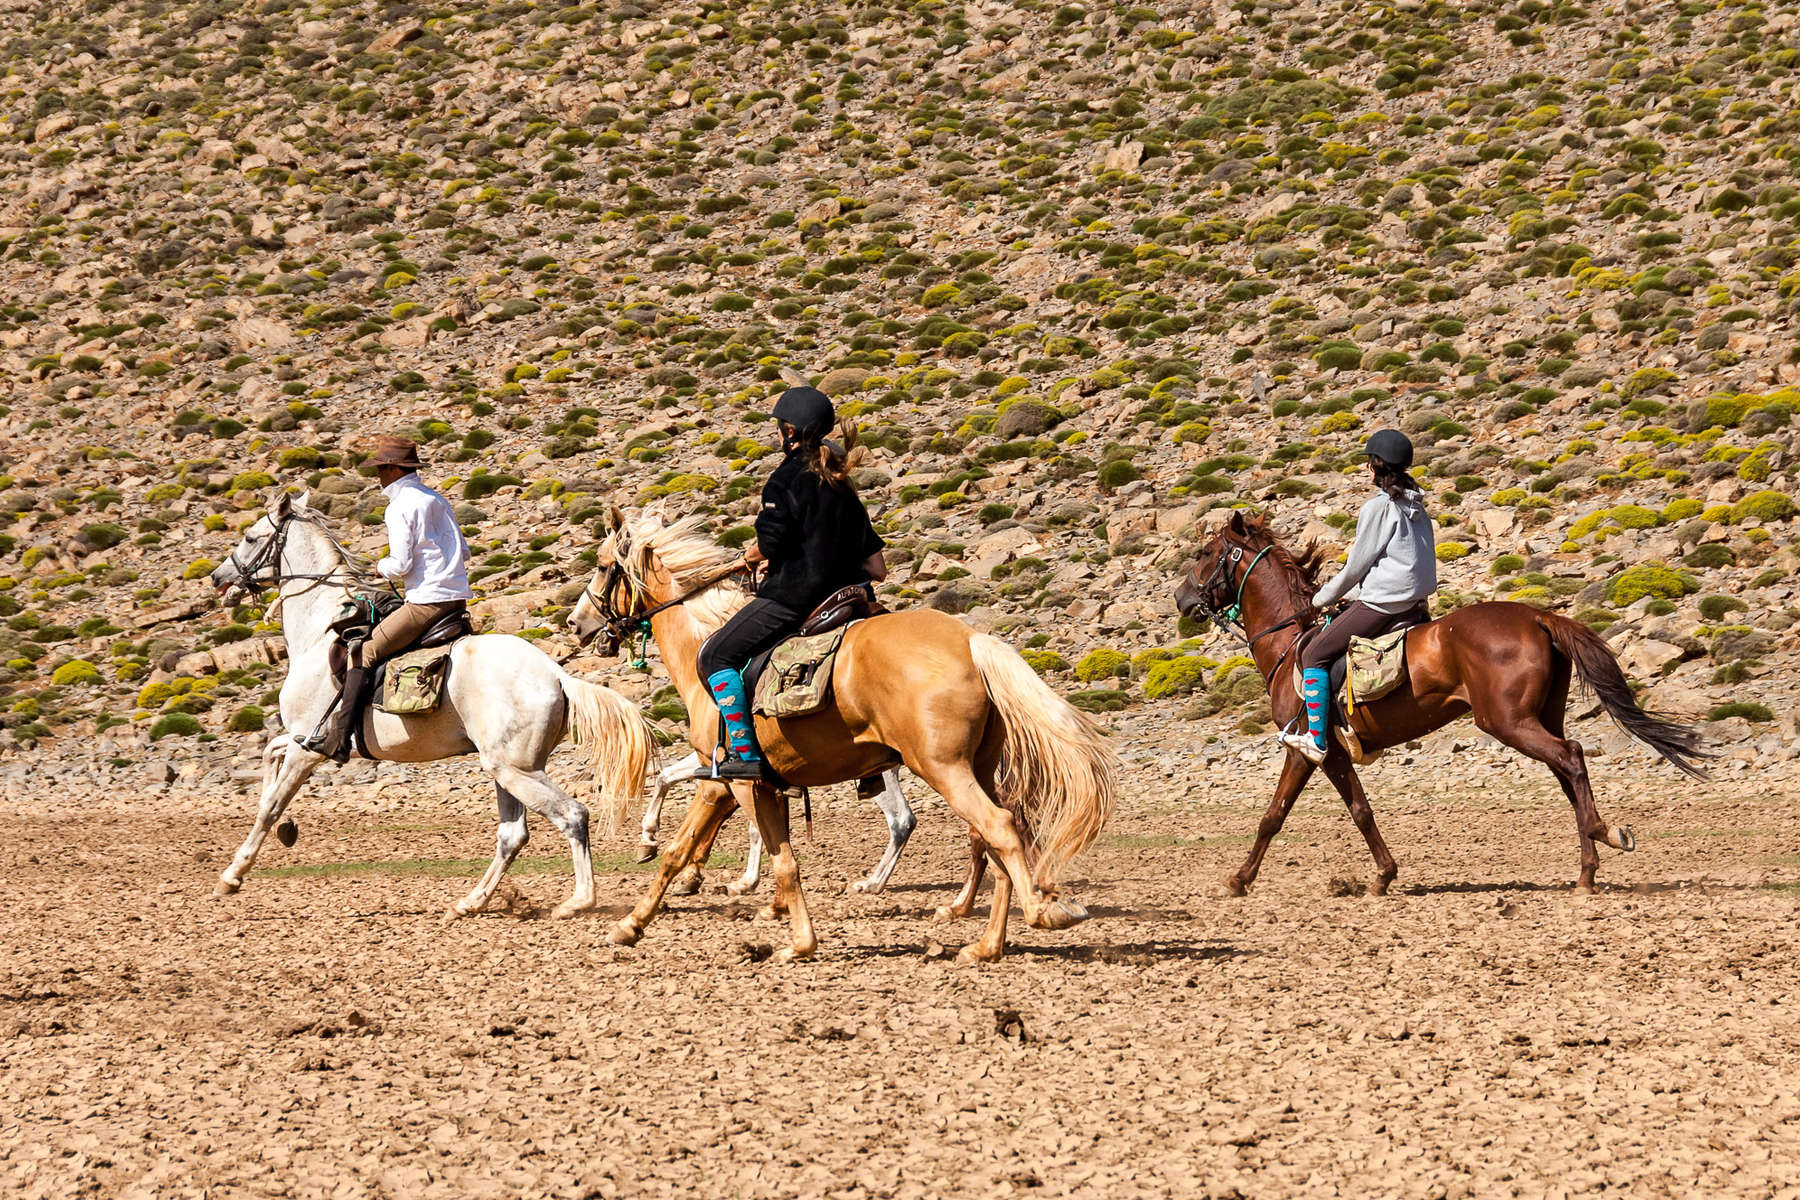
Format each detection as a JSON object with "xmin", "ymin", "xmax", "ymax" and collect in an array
[{"xmin": 1278, "ymin": 428, "xmax": 1437, "ymax": 763}]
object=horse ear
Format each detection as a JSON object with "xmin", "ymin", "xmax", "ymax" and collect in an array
[
  {"xmin": 605, "ymin": 503, "xmax": 624, "ymax": 532},
  {"xmin": 274, "ymin": 491, "xmax": 293, "ymax": 517},
  {"xmin": 1227, "ymin": 509, "xmax": 1247, "ymax": 534},
  {"xmin": 294, "ymin": 490, "xmax": 311, "ymax": 511}
]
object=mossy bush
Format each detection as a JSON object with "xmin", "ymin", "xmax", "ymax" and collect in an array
[
  {"xmin": 1731, "ymin": 490, "xmax": 1795, "ymax": 523},
  {"xmin": 1021, "ymin": 649, "xmax": 1069, "ymax": 675},
  {"xmin": 149, "ymin": 712, "xmax": 203, "ymax": 740},
  {"xmin": 182, "ymin": 558, "xmax": 218, "ymax": 580},
  {"xmin": 226, "ymin": 704, "xmax": 266, "ymax": 733},
  {"xmin": 1144, "ymin": 656, "xmax": 1207, "ymax": 699},
  {"xmin": 1075, "ymin": 648, "xmax": 1130, "ymax": 682},
  {"xmin": 1097, "ymin": 459, "xmax": 1140, "ymax": 493},
  {"xmin": 50, "ymin": 659, "xmax": 101, "ymax": 686},
  {"xmin": 1605, "ymin": 562, "xmax": 1698, "ymax": 605},
  {"xmin": 1435, "ymin": 542, "xmax": 1471, "ymax": 561},
  {"xmin": 1697, "ymin": 595, "xmax": 1748, "ymax": 622},
  {"xmin": 1490, "ymin": 553, "xmax": 1526, "ymax": 575},
  {"xmin": 1706, "ymin": 701, "xmax": 1772, "ymax": 723}
]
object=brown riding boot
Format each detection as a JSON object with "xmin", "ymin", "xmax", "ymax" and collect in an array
[{"xmin": 299, "ymin": 664, "xmax": 375, "ymax": 763}]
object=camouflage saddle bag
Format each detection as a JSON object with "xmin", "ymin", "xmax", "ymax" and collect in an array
[
  {"xmin": 377, "ymin": 643, "xmax": 455, "ymax": 716},
  {"xmin": 752, "ymin": 625, "xmax": 855, "ymax": 720}
]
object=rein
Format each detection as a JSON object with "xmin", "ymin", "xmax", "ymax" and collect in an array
[
  {"xmin": 1193, "ymin": 539, "xmax": 1310, "ymax": 681},
  {"xmin": 230, "ymin": 511, "xmax": 386, "ymax": 615}
]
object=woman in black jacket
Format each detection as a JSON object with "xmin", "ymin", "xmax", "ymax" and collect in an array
[{"xmin": 698, "ymin": 386, "xmax": 886, "ymax": 778}]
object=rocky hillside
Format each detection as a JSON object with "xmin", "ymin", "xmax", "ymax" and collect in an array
[{"xmin": 2, "ymin": 0, "xmax": 1797, "ymax": 780}]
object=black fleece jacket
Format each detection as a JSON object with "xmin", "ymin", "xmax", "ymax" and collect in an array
[{"xmin": 753, "ymin": 451, "xmax": 885, "ymax": 610}]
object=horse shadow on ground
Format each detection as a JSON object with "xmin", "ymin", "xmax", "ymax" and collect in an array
[
  {"xmin": 1396, "ymin": 878, "xmax": 1759, "ymax": 896},
  {"xmin": 828, "ymin": 938, "xmax": 1253, "ymax": 964}
]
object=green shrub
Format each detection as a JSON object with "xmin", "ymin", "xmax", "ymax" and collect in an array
[
  {"xmin": 1075, "ymin": 648, "xmax": 1130, "ymax": 682},
  {"xmin": 1144, "ymin": 656, "xmax": 1207, "ymax": 699},
  {"xmin": 228, "ymin": 470, "xmax": 276, "ymax": 493},
  {"xmin": 1730, "ymin": 490, "xmax": 1796, "ymax": 523},
  {"xmin": 50, "ymin": 659, "xmax": 102, "ymax": 686},
  {"xmin": 1605, "ymin": 562, "xmax": 1699, "ymax": 605},
  {"xmin": 1706, "ymin": 701, "xmax": 1773, "ymax": 723},
  {"xmin": 81, "ymin": 523, "xmax": 128, "ymax": 549},
  {"xmin": 1435, "ymin": 542, "xmax": 1471, "ymax": 561},
  {"xmin": 182, "ymin": 558, "xmax": 218, "ymax": 580},
  {"xmin": 463, "ymin": 473, "xmax": 525, "ymax": 500},
  {"xmin": 1097, "ymin": 459, "xmax": 1140, "ymax": 493},
  {"xmin": 1697, "ymin": 595, "xmax": 1748, "ymax": 622},
  {"xmin": 1067, "ymin": 689, "xmax": 1129, "ymax": 713},
  {"xmin": 1021, "ymin": 649, "xmax": 1069, "ymax": 675},
  {"xmin": 1490, "ymin": 553, "xmax": 1526, "ymax": 576},
  {"xmin": 1683, "ymin": 544, "xmax": 1736, "ymax": 569},
  {"xmin": 1314, "ymin": 341, "xmax": 1362, "ymax": 371},
  {"xmin": 226, "ymin": 704, "xmax": 266, "ymax": 733},
  {"xmin": 149, "ymin": 712, "xmax": 204, "ymax": 740}
]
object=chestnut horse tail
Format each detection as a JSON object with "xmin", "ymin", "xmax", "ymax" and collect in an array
[
  {"xmin": 1535, "ymin": 613, "xmax": 1710, "ymax": 778},
  {"xmin": 559, "ymin": 671, "xmax": 658, "ymax": 837},
  {"xmin": 968, "ymin": 635, "xmax": 1119, "ymax": 888}
]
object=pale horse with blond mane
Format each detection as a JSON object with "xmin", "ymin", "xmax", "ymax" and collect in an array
[
  {"xmin": 207, "ymin": 492, "xmax": 655, "ymax": 918},
  {"xmin": 569, "ymin": 506, "xmax": 1117, "ymax": 963}
]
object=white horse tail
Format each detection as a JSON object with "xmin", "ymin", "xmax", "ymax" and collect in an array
[
  {"xmin": 968, "ymin": 634, "xmax": 1118, "ymax": 889},
  {"xmin": 559, "ymin": 674, "xmax": 657, "ymax": 838}
]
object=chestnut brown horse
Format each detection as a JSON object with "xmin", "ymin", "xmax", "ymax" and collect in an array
[
  {"xmin": 567, "ymin": 506, "xmax": 1117, "ymax": 962},
  {"xmin": 1174, "ymin": 511, "xmax": 1707, "ymax": 894}
]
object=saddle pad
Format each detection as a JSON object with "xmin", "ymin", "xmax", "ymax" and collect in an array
[
  {"xmin": 753, "ymin": 623, "xmax": 854, "ymax": 719},
  {"xmin": 1346, "ymin": 627, "xmax": 1409, "ymax": 712},
  {"xmin": 377, "ymin": 643, "xmax": 455, "ymax": 715}
]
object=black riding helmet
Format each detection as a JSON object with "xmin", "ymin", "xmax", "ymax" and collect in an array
[
  {"xmin": 1365, "ymin": 428, "xmax": 1414, "ymax": 469},
  {"xmin": 772, "ymin": 386, "xmax": 834, "ymax": 448}
]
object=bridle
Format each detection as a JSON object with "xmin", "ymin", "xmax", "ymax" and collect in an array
[
  {"xmin": 1187, "ymin": 536, "xmax": 1311, "ymax": 677},
  {"xmin": 227, "ymin": 510, "xmax": 371, "ymax": 604},
  {"xmin": 583, "ymin": 529, "xmax": 751, "ymax": 667}
]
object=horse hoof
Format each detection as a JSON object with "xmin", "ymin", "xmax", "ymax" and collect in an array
[
  {"xmin": 1054, "ymin": 898, "xmax": 1089, "ymax": 924},
  {"xmin": 955, "ymin": 943, "xmax": 1001, "ymax": 965},
  {"xmin": 1575, "ymin": 881, "xmax": 1598, "ymax": 895},
  {"xmin": 634, "ymin": 843, "xmax": 658, "ymax": 864},
  {"xmin": 1030, "ymin": 904, "xmax": 1082, "ymax": 932},
  {"xmin": 275, "ymin": 819, "xmax": 299, "ymax": 848},
  {"xmin": 930, "ymin": 905, "xmax": 957, "ymax": 924},
  {"xmin": 606, "ymin": 920, "xmax": 642, "ymax": 947},
  {"xmin": 670, "ymin": 870, "xmax": 702, "ymax": 896},
  {"xmin": 773, "ymin": 945, "xmax": 814, "ymax": 964},
  {"xmin": 1370, "ymin": 878, "xmax": 1393, "ymax": 897},
  {"xmin": 1222, "ymin": 876, "xmax": 1248, "ymax": 898},
  {"xmin": 725, "ymin": 880, "xmax": 756, "ymax": 897},
  {"xmin": 212, "ymin": 879, "xmax": 240, "ymax": 898},
  {"xmin": 848, "ymin": 879, "xmax": 880, "ymax": 895},
  {"xmin": 1609, "ymin": 825, "xmax": 1636, "ymax": 853},
  {"xmin": 550, "ymin": 902, "xmax": 590, "ymax": 920}
]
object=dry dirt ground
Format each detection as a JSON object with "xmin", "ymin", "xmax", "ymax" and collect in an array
[{"xmin": 3, "ymin": 748, "xmax": 1798, "ymax": 1200}]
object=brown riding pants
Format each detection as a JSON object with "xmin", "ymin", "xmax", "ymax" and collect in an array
[
  {"xmin": 353, "ymin": 600, "xmax": 467, "ymax": 669},
  {"xmin": 1301, "ymin": 601, "xmax": 1426, "ymax": 670}
]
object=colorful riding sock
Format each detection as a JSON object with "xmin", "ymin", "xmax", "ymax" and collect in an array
[
  {"xmin": 1301, "ymin": 667, "xmax": 1329, "ymax": 750},
  {"xmin": 704, "ymin": 668, "xmax": 762, "ymax": 762}
]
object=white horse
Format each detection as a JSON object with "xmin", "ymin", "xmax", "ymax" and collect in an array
[
  {"xmin": 207, "ymin": 491, "xmax": 655, "ymax": 918},
  {"xmin": 640, "ymin": 753, "xmax": 916, "ymax": 896}
]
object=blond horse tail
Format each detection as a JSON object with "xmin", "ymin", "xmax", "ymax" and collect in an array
[
  {"xmin": 968, "ymin": 634, "xmax": 1118, "ymax": 889},
  {"xmin": 559, "ymin": 675, "xmax": 657, "ymax": 838}
]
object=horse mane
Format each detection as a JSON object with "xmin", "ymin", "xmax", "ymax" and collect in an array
[
  {"xmin": 617, "ymin": 512, "xmax": 751, "ymax": 630},
  {"xmin": 1235, "ymin": 510, "xmax": 1327, "ymax": 612},
  {"xmin": 291, "ymin": 505, "xmax": 385, "ymax": 591}
]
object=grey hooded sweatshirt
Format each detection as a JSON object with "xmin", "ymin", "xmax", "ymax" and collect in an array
[{"xmin": 1313, "ymin": 489, "xmax": 1437, "ymax": 614}]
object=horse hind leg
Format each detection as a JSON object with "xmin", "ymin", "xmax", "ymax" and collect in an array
[
  {"xmin": 452, "ymin": 784, "xmax": 530, "ymax": 918},
  {"xmin": 851, "ymin": 771, "xmax": 915, "ymax": 895},
  {"xmin": 1319, "ymin": 756, "xmax": 1399, "ymax": 895},
  {"xmin": 1481, "ymin": 714, "xmax": 1625, "ymax": 892},
  {"xmin": 672, "ymin": 796, "xmax": 731, "ymax": 895},
  {"xmin": 958, "ymin": 854, "xmax": 1012, "ymax": 964},
  {"xmin": 726, "ymin": 818, "xmax": 765, "ymax": 897},
  {"xmin": 934, "ymin": 826, "xmax": 988, "ymax": 922},
  {"xmin": 215, "ymin": 737, "xmax": 325, "ymax": 896},
  {"xmin": 490, "ymin": 765, "xmax": 595, "ymax": 918},
  {"xmin": 641, "ymin": 753, "xmax": 699, "ymax": 863},
  {"xmin": 744, "ymin": 784, "xmax": 816, "ymax": 962}
]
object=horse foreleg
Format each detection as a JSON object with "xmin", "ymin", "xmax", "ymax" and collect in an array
[
  {"xmin": 745, "ymin": 783, "xmax": 816, "ymax": 962},
  {"xmin": 673, "ymin": 793, "xmax": 731, "ymax": 895},
  {"xmin": 726, "ymin": 818, "xmax": 764, "ymax": 897},
  {"xmin": 215, "ymin": 738, "xmax": 324, "ymax": 896},
  {"xmin": 640, "ymin": 753, "xmax": 699, "ymax": 863},
  {"xmin": 1320, "ymin": 755, "xmax": 1398, "ymax": 895},
  {"xmin": 608, "ymin": 782, "xmax": 735, "ymax": 946},
  {"xmin": 934, "ymin": 826, "xmax": 987, "ymax": 922},
  {"xmin": 453, "ymin": 783, "xmax": 530, "ymax": 917},
  {"xmin": 957, "ymin": 853, "xmax": 1012, "ymax": 964},
  {"xmin": 851, "ymin": 771, "xmax": 915, "ymax": 895},
  {"xmin": 1225, "ymin": 752, "xmax": 1316, "ymax": 896}
]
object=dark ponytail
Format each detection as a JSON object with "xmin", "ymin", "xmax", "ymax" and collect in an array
[
  {"xmin": 801, "ymin": 420, "xmax": 866, "ymax": 491},
  {"xmin": 1370, "ymin": 458, "xmax": 1421, "ymax": 503}
]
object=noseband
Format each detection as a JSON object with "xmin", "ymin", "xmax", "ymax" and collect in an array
[
  {"xmin": 584, "ymin": 532, "xmax": 751, "ymax": 666},
  {"xmin": 228, "ymin": 511, "xmax": 364, "ymax": 596}
]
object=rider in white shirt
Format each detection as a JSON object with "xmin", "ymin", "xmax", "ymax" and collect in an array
[{"xmin": 299, "ymin": 436, "xmax": 473, "ymax": 761}]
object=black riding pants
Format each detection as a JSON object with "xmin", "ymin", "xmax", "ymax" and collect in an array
[
  {"xmin": 1301, "ymin": 601, "xmax": 1424, "ymax": 670},
  {"xmin": 698, "ymin": 597, "xmax": 805, "ymax": 679}
]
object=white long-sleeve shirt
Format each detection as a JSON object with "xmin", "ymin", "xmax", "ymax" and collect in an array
[
  {"xmin": 376, "ymin": 473, "xmax": 473, "ymax": 602},
  {"xmin": 1313, "ymin": 489, "xmax": 1437, "ymax": 614}
]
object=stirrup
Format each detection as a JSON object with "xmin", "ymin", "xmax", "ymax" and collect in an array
[
  {"xmin": 1275, "ymin": 722, "xmax": 1327, "ymax": 765},
  {"xmin": 706, "ymin": 752, "xmax": 767, "ymax": 782}
]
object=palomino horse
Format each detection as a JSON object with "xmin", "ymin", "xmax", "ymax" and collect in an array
[
  {"xmin": 207, "ymin": 492, "xmax": 655, "ymax": 917},
  {"xmin": 1174, "ymin": 511, "xmax": 1707, "ymax": 894},
  {"xmin": 566, "ymin": 506, "xmax": 1117, "ymax": 962},
  {"xmin": 638, "ymin": 752, "xmax": 916, "ymax": 897}
]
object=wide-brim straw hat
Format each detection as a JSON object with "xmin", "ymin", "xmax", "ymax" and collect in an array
[{"xmin": 369, "ymin": 435, "xmax": 423, "ymax": 469}]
